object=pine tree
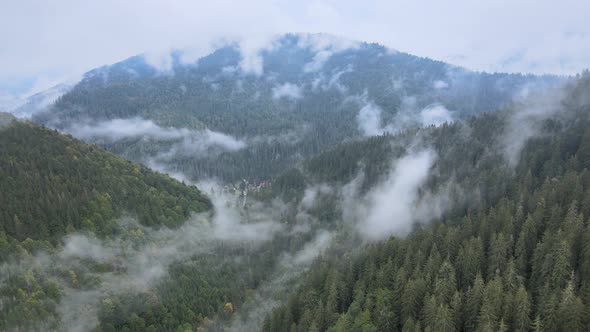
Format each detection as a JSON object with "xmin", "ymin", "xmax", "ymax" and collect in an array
[
  {"xmin": 464, "ymin": 274, "xmax": 485, "ymax": 332},
  {"xmin": 540, "ymin": 293, "xmax": 559, "ymax": 332},
  {"xmin": 515, "ymin": 215, "xmax": 537, "ymax": 277},
  {"xmin": 512, "ymin": 286, "xmax": 532, "ymax": 332},
  {"xmin": 434, "ymin": 260, "xmax": 457, "ymax": 304},
  {"xmin": 557, "ymin": 278, "xmax": 584, "ymax": 331},
  {"xmin": 476, "ymin": 277, "xmax": 503, "ymax": 332},
  {"xmin": 531, "ymin": 315, "xmax": 542, "ymax": 332}
]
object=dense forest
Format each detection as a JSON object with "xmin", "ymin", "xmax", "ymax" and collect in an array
[
  {"xmin": 264, "ymin": 73, "xmax": 590, "ymax": 331},
  {"xmin": 0, "ymin": 115, "xmax": 214, "ymax": 331},
  {"xmin": 34, "ymin": 33, "xmax": 559, "ymax": 182},
  {"xmin": 0, "ymin": 113, "xmax": 337, "ymax": 332},
  {"xmin": 0, "ymin": 114, "xmax": 210, "ymax": 242},
  {"xmin": 2, "ymin": 35, "xmax": 589, "ymax": 332},
  {"xmin": 2, "ymin": 70, "xmax": 588, "ymax": 331}
]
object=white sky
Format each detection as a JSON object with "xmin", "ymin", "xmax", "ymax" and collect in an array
[{"xmin": 1, "ymin": 0, "xmax": 588, "ymax": 99}]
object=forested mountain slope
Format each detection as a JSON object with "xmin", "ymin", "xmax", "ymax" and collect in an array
[
  {"xmin": 264, "ymin": 73, "xmax": 590, "ymax": 331},
  {"xmin": 0, "ymin": 114, "xmax": 331, "ymax": 332},
  {"xmin": 2, "ymin": 35, "xmax": 585, "ymax": 332},
  {"xmin": 34, "ymin": 33, "xmax": 559, "ymax": 182},
  {"xmin": 0, "ymin": 113, "xmax": 210, "ymax": 243}
]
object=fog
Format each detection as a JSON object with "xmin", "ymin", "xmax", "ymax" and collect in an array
[
  {"xmin": 63, "ymin": 117, "xmax": 246, "ymax": 153},
  {"xmin": 501, "ymin": 83, "xmax": 569, "ymax": 166},
  {"xmin": 357, "ymin": 149, "xmax": 435, "ymax": 239},
  {"xmin": 272, "ymin": 83, "xmax": 303, "ymax": 100},
  {"xmin": 356, "ymin": 102, "xmax": 384, "ymax": 136},
  {"xmin": 420, "ymin": 104, "xmax": 453, "ymax": 127},
  {"xmin": 0, "ymin": 177, "xmax": 291, "ymax": 331},
  {"xmin": 228, "ymin": 230, "xmax": 333, "ymax": 332},
  {"xmin": 356, "ymin": 97, "xmax": 454, "ymax": 137}
]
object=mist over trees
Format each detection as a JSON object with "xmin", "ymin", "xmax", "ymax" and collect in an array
[
  {"xmin": 34, "ymin": 34, "xmax": 559, "ymax": 182},
  {"xmin": 264, "ymin": 72, "xmax": 590, "ymax": 332},
  {"xmin": 1, "ymin": 33, "xmax": 589, "ymax": 332}
]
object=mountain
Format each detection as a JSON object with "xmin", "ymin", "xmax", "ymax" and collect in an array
[
  {"xmin": 1, "ymin": 72, "xmax": 587, "ymax": 332},
  {"xmin": 11, "ymin": 83, "xmax": 73, "ymax": 119},
  {"xmin": 4, "ymin": 33, "xmax": 587, "ymax": 332},
  {"xmin": 34, "ymin": 33, "xmax": 560, "ymax": 182}
]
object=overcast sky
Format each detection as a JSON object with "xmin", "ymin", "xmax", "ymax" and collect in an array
[{"xmin": 1, "ymin": 0, "xmax": 588, "ymax": 101}]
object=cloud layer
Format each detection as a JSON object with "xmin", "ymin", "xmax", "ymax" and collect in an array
[
  {"xmin": 1, "ymin": 0, "xmax": 588, "ymax": 107},
  {"xmin": 64, "ymin": 117, "xmax": 246, "ymax": 153}
]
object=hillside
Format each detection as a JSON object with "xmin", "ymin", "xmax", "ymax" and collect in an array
[
  {"xmin": 34, "ymin": 33, "xmax": 560, "ymax": 182},
  {"xmin": 1, "ymin": 73, "xmax": 587, "ymax": 332},
  {"xmin": 263, "ymin": 73, "xmax": 590, "ymax": 331},
  {"xmin": 0, "ymin": 113, "xmax": 211, "ymax": 243}
]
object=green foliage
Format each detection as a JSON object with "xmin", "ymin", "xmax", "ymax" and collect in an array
[
  {"xmin": 0, "ymin": 119, "xmax": 210, "ymax": 244},
  {"xmin": 35, "ymin": 34, "xmax": 558, "ymax": 182},
  {"xmin": 264, "ymin": 74, "xmax": 590, "ymax": 331}
]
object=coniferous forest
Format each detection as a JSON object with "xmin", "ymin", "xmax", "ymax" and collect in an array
[
  {"xmin": 263, "ymin": 73, "xmax": 590, "ymax": 331},
  {"xmin": 0, "ymin": 22, "xmax": 589, "ymax": 332}
]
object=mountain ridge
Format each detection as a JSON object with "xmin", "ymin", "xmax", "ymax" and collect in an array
[{"xmin": 32, "ymin": 33, "xmax": 562, "ymax": 183}]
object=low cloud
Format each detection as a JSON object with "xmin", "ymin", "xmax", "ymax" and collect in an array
[
  {"xmin": 300, "ymin": 184, "xmax": 333, "ymax": 210},
  {"xmin": 203, "ymin": 182, "xmax": 287, "ymax": 242},
  {"xmin": 6, "ymin": 82, "xmax": 75, "ymax": 119},
  {"xmin": 179, "ymin": 43, "xmax": 215, "ymax": 65},
  {"xmin": 272, "ymin": 83, "xmax": 303, "ymax": 100},
  {"xmin": 420, "ymin": 104, "xmax": 453, "ymax": 126},
  {"xmin": 356, "ymin": 149, "xmax": 438, "ymax": 240},
  {"xmin": 501, "ymin": 84, "xmax": 567, "ymax": 166},
  {"xmin": 0, "ymin": 176, "xmax": 288, "ymax": 331},
  {"xmin": 237, "ymin": 36, "xmax": 280, "ymax": 76},
  {"xmin": 294, "ymin": 146, "xmax": 450, "ymax": 242},
  {"xmin": 433, "ymin": 80, "xmax": 449, "ymax": 89},
  {"xmin": 357, "ymin": 102, "xmax": 384, "ymax": 136},
  {"xmin": 66, "ymin": 117, "xmax": 188, "ymax": 141},
  {"xmin": 297, "ymin": 33, "xmax": 360, "ymax": 73},
  {"xmin": 355, "ymin": 95, "xmax": 454, "ymax": 136},
  {"xmin": 304, "ymin": 50, "xmax": 333, "ymax": 72},
  {"xmin": 311, "ymin": 65, "xmax": 352, "ymax": 92},
  {"xmin": 298, "ymin": 233, "xmax": 332, "ymax": 266},
  {"xmin": 229, "ymin": 229, "xmax": 333, "ymax": 331},
  {"xmin": 64, "ymin": 117, "xmax": 246, "ymax": 153},
  {"xmin": 143, "ymin": 50, "xmax": 174, "ymax": 73}
]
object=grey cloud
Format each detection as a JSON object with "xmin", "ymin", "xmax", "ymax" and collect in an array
[
  {"xmin": 297, "ymin": 33, "xmax": 360, "ymax": 72},
  {"xmin": 357, "ymin": 102, "xmax": 384, "ymax": 136},
  {"xmin": 1, "ymin": 0, "xmax": 588, "ymax": 108},
  {"xmin": 420, "ymin": 104, "xmax": 453, "ymax": 127},
  {"xmin": 501, "ymin": 83, "xmax": 568, "ymax": 166},
  {"xmin": 63, "ymin": 117, "xmax": 246, "ymax": 153},
  {"xmin": 356, "ymin": 96, "xmax": 454, "ymax": 137},
  {"xmin": 237, "ymin": 36, "xmax": 282, "ymax": 76},
  {"xmin": 357, "ymin": 149, "xmax": 437, "ymax": 240},
  {"xmin": 272, "ymin": 82, "xmax": 303, "ymax": 100},
  {"xmin": 433, "ymin": 80, "xmax": 449, "ymax": 89},
  {"xmin": 229, "ymin": 229, "xmax": 333, "ymax": 331},
  {"xmin": 311, "ymin": 65, "xmax": 353, "ymax": 92}
]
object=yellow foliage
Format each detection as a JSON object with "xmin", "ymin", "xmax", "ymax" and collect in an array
[{"xmin": 224, "ymin": 302, "xmax": 234, "ymax": 313}]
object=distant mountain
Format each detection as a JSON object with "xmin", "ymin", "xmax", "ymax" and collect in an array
[
  {"xmin": 35, "ymin": 33, "xmax": 561, "ymax": 182},
  {"xmin": 11, "ymin": 83, "xmax": 73, "ymax": 119}
]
